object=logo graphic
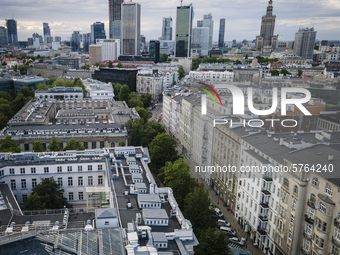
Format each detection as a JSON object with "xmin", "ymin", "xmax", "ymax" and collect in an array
[{"xmin": 199, "ymin": 83, "xmax": 222, "ymax": 115}]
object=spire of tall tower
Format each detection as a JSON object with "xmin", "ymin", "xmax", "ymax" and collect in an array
[{"xmin": 266, "ymin": 0, "xmax": 273, "ymax": 15}]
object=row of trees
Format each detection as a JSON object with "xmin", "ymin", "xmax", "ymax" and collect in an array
[
  {"xmin": 192, "ymin": 57, "xmax": 242, "ymax": 71},
  {"xmin": 36, "ymin": 77, "xmax": 88, "ymax": 97},
  {"xmin": 112, "ymin": 83, "xmax": 152, "ymax": 108},
  {"xmin": 33, "ymin": 136, "xmax": 85, "ymax": 152}
]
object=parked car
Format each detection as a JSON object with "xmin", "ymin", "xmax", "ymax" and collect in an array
[
  {"xmin": 229, "ymin": 237, "xmax": 246, "ymax": 246},
  {"xmin": 217, "ymin": 219, "xmax": 231, "ymax": 227},
  {"xmin": 220, "ymin": 227, "xmax": 237, "ymax": 236}
]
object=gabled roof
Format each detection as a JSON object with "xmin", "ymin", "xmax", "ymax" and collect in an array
[{"xmin": 95, "ymin": 208, "xmax": 117, "ymax": 219}]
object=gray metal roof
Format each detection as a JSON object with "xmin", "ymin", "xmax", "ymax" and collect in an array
[
  {"xmin": 138, "ymin": 194, "xmax": 161, "ymax": 203},
  {"xmin": 95, "ymin": 208, "xmax": 117, "ymax": 219},
  {"xmin": 152, "ymin": 232, "xmax": 168, "ymax": 242},
  {"xmin": 143, "ymin": 209, "xmax": 168, "ymax": 219}
]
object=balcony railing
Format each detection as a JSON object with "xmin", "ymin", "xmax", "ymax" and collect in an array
[
  {"xmin": 307, "ymin": 200, "xmax": 315, "ymax": 209},
  {"xmin": 304, "ymin": 214, "xmax": 314, "ymax": 225},
  {"xmin": 259, "ymin": 215, "xmax": 269, "ymax": 222},
  {"xmin": 335, "ymin": 218, "xmax": 340, "ymax": 229},
  {"xmin": 303, "ymin": 231, "xmax": 312, "ymax": 240},
  {"xmin": 332, "ymin": 236, "xmax": 340, "ymax": 248},
  {"xmin": 257, "ymin": 226, "xmax": 267, "ymax": 236}
]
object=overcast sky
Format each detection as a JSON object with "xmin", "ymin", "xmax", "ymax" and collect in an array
[{"xmin": 1, "ymin": 0, "xmax": 340, "ymax": 42}]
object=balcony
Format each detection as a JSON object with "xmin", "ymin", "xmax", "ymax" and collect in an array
[
  {"xmin": 335, "ymin": 218, "xmax": 340, "ymax": 229},
  {"xmin": 304, "ymin": 214, "xmax": 314, "ymax": 225},
  {"xmin": 257, "ymin": 226, "xmax": 267, "ymax": 236},
  {"xmin": 332, "ymin": 236, "xmax": 340, "ymax": 248},
  {"xmin": 259, "ymin": 215, "xmax": 268, "ymax": 222},
  {"xmin": 260, "ymin": 201, "xmax": 269, "ymax": 209},
  {"xmin": 261, "ymin": 189, "xmax": 271, "ymax": 196},
  {"xmin": 263, "ymin": 176, "xmax": 273, "ymax": 182},
  {"xmin": 301, "ymin": 247, "xmax": 309, "ymax": 255},
  {"xmin": 307, "ymin": 200, "xmax": 315, "ymax": 209},
  {"xmin": 303, "ymin": 230, "xmax": 312, "ymax": 240}
]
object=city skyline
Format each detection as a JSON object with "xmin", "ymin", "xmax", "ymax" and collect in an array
[{"xmin": 0, "ymin": 0, "xmax": 340, "ymax": 43}]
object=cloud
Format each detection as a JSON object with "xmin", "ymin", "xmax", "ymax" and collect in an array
[{"xmin": 1, "ymin": 0, "xmax": 339, "ymax": 42}]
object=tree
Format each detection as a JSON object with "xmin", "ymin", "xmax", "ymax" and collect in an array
[
  {"xmin": 126, "ymin": 118, "xmax": 145, "ymax": 146},
  {"xmin": 297, "ymin": 69, "xmax": 303, "ymax": 77},
  {"xmin": 128, "ymin": 92, "xmax": 144, "ymax": 108},
  {"xmin": 195, "ymin": 228, "xmax": 230, "ymax": 255},
  {"xmin": 81, "ymin": 65, "xmax": 90, "ymax": 70},
  {"xmin": 234, "ymin": 60, "xmax": 242, "ymax": 65},
  {"xmin": 149, "ymin": 133, "xmax": 179, "ymax": 175},
  {"xmin": 140, "ymin": 93, "xmax": 152, "ymax": 108},
  {"xmin": 178, "ymin": 66, "xmax": 185, "ymax": 79},
  {"xmin": 48, "ymin": 136, "xmax": 62, "ymax": 151},
  {"xmin": 108, "ymin": 61, "xmax": 114, "ymax": 68},
  {"xmin": 119, "ymin": 85, "xmax": 130, "ymax": 102},
  {"xmin": 135, "ymin": 106, "xmax": 152, "ymax": 123},
  {"xmin": 158, "ymin": 159, "xmax": 195, "ymax": 209},
  {"xmin": 119, "ymin": 141, "xmax": 126, "ymax": 146},
  {"xmin": 11, "ymin": 65, "xmax": 18, "ymax": 72},
  {"xmin": 64, "ymin": 138, "xmax": 85, "ymax": 151},
  {"xmin": 140, "ymin": 121, "xmax": 165, "ymax": 147},
  {"xmin": 160, "ymin": 54, "xmax": 168, "ymax": 63},
  {"xmin": 280, "ymin": 68, "xmax": 291, "ymax": 76},
  {"xmin": 19, "ymin": 87, "xmax": 34, "ymax": 98},
  {"xmin": 112, "ymin": 83, "xmax": 122, "ymax": 100},
  {"xmin": 36, "ymin": 83, "xmax": 50, "ymax": 90},
  {"xmin": 183, "ymin": 183, "xmax": 215, "ymax": 233},
  {"xmin": 54, "ymin": 53, "xmax": 60, "ymax": 57},
  {"xmin": 0, "ymin": 136, "xmax": 21, "ymax": 153},
  {"xmin": 93, "ymin": 62, "xmax": 100, "ymax": 67},
  {"xmin": 116, "ymin": 63, "xmax": 123, "ymax": 68},
  {"xmin": 25, "ymin": 177, "xmax": 70, "ymax": 210},
  {"xmin": 270, "ymin": 69, "xmax": 280, "ymax": 76},
  {"xmin": 38, "ymin": 58, "xmax": 44, "ymax": 63},
  {"xmin": 192, "ymin": 58, "xmax": 202, "ymax": 71},
  {"xmin": 33, "ymin": 141, "xmax": 45, "ymax": 152}
]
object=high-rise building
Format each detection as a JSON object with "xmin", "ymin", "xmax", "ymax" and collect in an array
[
  {"xmin": 0, "ymin": 26, "xmax": 7, "ymax": 46},
  {"xmin": 43, "ymin": 23, "xmax": 51, "ymax": 43},
  {"xmin": 255, "ymin": 0, "xmax": 277, "ymax": 52},
  {"xmin": 218, "ymin": 19, "xmax": 225, "ymax": 48},
  {"xmin": 71, "ymin": 31, "xmax": 80, "ymax": 52},
  {"xmin": 32, "ymin": 33, "xmax": 43, "ymax": 45},
  {"xmin": 47, "ymin": 36, "xmax": 53, "ymax": 43},
  {"xmin": 91, "ymin": 22, "xmax": 106, "ymax": 44},
  {"xmin": 191, "ymin": 27, "xmax": 209, "ymax": 56},
  {"xmin": 149, "ymin": 40, "xmax": 160, "ymax": 63},
  {"xmin": 319, "ymin": 40, "xmax": 328, "ymax": 51},
  {"xmin": 54, "ymin": 36, "xmax": 61, "ymax": 43},
  {"xmin": 197, "ymin": 20, "xmax": 203, "ymax": 27},
  {"xmin": 175, "ymin": 3, "xmax": 194, "ymax": 58},
  {"xmin": 202, "ymin": 14, "xmax": 213, "ymax": 49},
  {"xmin": 83, "ymin": 33, "xmax": 91, "ymax": 52},
  {"xmin": 162, "ymin": 17, "xmax": 173, "ymax": 40},
  {"xmin": 6, "ymin": 19, "xmax": 18, "ymax": 44},
  {"xmin": 293, "ymin": 27, "xmax": 317, "ymax": 59},
  {"xmin": 109, "ymin": 0, "xmax": 123, "ymax": 39},
  {"xmin": 121, "ymin": 2, "xmax": 141, "ymax": 56},
  {"xmin": 27, "ymin": 38, "xmax": 33, "ymax": 46},
  {"xmin": 89, "ymin": 39, "xmax": 121, "ymax": 66}
]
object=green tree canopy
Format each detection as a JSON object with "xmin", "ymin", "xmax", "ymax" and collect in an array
[
  {"xmin": 135, "ymin": 106, "xmax": 152, "ymax": 123},
  {"xmin": 270, "ymin": 69, "xmax": 280, "ymax": 76},
  {"xmin": 35, "ymin": 82, "xmax": 50, "ymax": 90},
  {"xmin": 140, "ymin": 93, "xmax": 152, "ymax": 108},
  {"xmin": 297, "ymin": 69, "xmax": 303, "ymax": 77},
  {"xmin": 19, "ymin": 87, "xmax": 34, "ymax": 98},
  {"xmin": 280, "ymin": 68, "xmax": 291, "ymax": 76},
  {"xmin": 119, "ymin": 85, "xmax": 130, "ymax": 102},
  {"xmin": 0, "ymin": 136, "xmax": 21, "ymax": 153},
  {"xmin": 33, "ymin": 141, "xmax": 45, "ymax": 152},
  {"xmin": 108, "ymin": 61, "xmax": 114, "ymax": 68},
  {"xmin": 116, "ymin": 63, "xmax": 123, "ymax": 68},
  {"xmin": 160, "ymin": 54, "xmax": 168, "ymax": 63},
  {"xmin": 178, "ymin": 66, "xmax": 185, "ymax": 79},
  {"xmin": 25, "ymin": 177, "xmax": 70, "ymax": 210},
  {"xmin": 183, "ymin": 183, "xmax": 215, "ymax": 234},
  {"xmin": 149, "ymin": 133, "xmax": 179, "ymax": 175},
  {"xmin": 125, "ymin": 118, "xmax": 145, "ymax": 146},
  {"xmin": 64, "ymin": 138, "xmax": 85, "ymax": 151},
  {"xmin": 140, "ymin": 121, "xmax": 165, "ymax": 147},
  {"xmin": 81, "ymin": 65, "xmax": 90, "ymax": 70},
  {"xmin": 195, "ymin": 228, "xmax": 230, "ymax": 255},
  {"xmin": 158, "ymin": 158, "xmax": 195, "ymax": 209},
  {"xmin": 47, "ymin": 136, "xmax": 62, "ymax": 151},
  {"xmin": 192, "ymin": 58, "xmax": 202, "ymax": 71},
  {"xmin": 128, "ymin": 92, "xmax": 144, "ymax": 108}
]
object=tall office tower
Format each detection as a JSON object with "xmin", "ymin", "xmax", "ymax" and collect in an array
[
  {"xmin": 32, "ymin": 33, "xmax": 43, "ymax": 45},
  {"xmin": 89, "ymin": 39, "xmax": 120, "ymax": 66},
  {"xmin": 121, "ymin": 2, "xmax": 141, "ymax": 56},
  {"xmin": 202, "ymin": 13, "xmax": 213, "ymax": 49},
  {"xmin": 197, "ymin": 20, "xmax": 203, "ymax": 27},
  {"xmin": 162, "ymin": 17, "xmax": 173, "ymax": 40},
  {"xmin": 175, "ymin": 3, "xmax": 194, "ymax": 58},
  {"xmin": 55, "ymin": 36, "xmax": 61, "ymax": 43},
  {"xmin": 47, "ymin": 36, "xmax": 53, "ymax": 43},
  {"xmin": 191, "ymin": 27, "xmax": 209, "ymax": 56},
  {"xmin": 149, "ymin": 40, "xmax": 160, "ymax": 63},
  {"xmin": 319, "ymin": 40, "xmax": 328, "ymax": 50},
  {"xmin": 293, "ymin": 27, "xmax": 317, "ymax": 59},
  {"xmin": 255, "ymin": 0, "xmax": 277, "ymax": 52},
  {"xmin": 0, "ymin": 26, "xmax": 8, "ymax": 46},
  {"xmin": 27, "ymin": 38, "xmax": 33, "ymax": 46},
  {"xmin": 91, "ymin": 22, "xmax": 106, "ymax": 44},
  {"xmin": 83, "ymin": 33, "xmax": 91, "ymax": 52},
  {"xmin": 6, "ymin": 19, "xmax": 18, "ymax": 44},
  {"xmin": 43, "ymin": 23, "xmax": 51, "ymax": 43},
  {"xmin": 109, "ymin": 0, "xmax": 123, "ymax": 39},
  {"xmin": 71, "ymin": 31, "xmax": 81, "ymax": 52},
  {"xmin": 218, "ymin": 19, "xmax": 225, "ymax": 48}
]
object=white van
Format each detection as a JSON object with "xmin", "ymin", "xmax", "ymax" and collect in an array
[
  {"xmin": 220, "ymin": 227, "xmax": 236, "ymax": 236},
  {"xmin": 217, "ymin": 219, "xmax": 231, "ymax": 227}
]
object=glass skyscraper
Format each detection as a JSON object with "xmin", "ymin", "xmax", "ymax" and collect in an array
[
  {"xmin": 6, "ymin": 19, "xmax": 17, "ymax": 44},
  {"xmin": 121, "ymin": 2, "xmax": 141, "ymax": 56},
  {"xmin": 0, "ymin": 27, "xmax": 7, "ymax": 46},
  {"xmin": 43, "ymin": 23, "xmax": 51, "ymax": 44},
  {"xmin": 162, "ymin": 17, "xmax": 172, "ymax": 41},
  {"xmin": 91, "ymin": 22, "xmax": 106, "ymax": 44},
  {"xmin": 175, "ymin": 4, "xmax": 194, "ymax": 58},
  {"xmin": 83, "ymin": 33, "xmax": 91, "ymax": 52},
  {"xmin": 149, "ymin": 40, "xmax": 160, "ymax": 63},
  {"xmin": 71, "ymin": 31, "xmax": 80, "ymax": 52},
  {"xmin": 109, "ymin": 0, "xmax": 123, "ymax": 40},
  {"xmin": 218, "ymin": 19, "xmax": 225, "ymax": 48}
]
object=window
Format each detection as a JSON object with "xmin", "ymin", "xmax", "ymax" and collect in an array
[
  {"xmin": 88, "ymin": 165, "xmax": 92, "ymax": 171},
  {"xmin": 0, "ymin": 170, "xmax": 3, "ymax": 176},
  {"xmin": 20, "ymin": 168, "xmax": 25, "ymax": 174},
  {"xmin": 58, "ymin": 177, "xmax": 63, "ymax": 187},
  {"xmin": 283, "ymin": 178, "xmax": 289, "ymax": 188},
  {"xmin": 319, "ymin": 202, "xmax": 326, "ymax": 214},
  {"xmin": 312, "ymin": 177, "xmax": 319, "ymax": 187},
  {"xmin": 100, "ymin": 141, "xmax": 104, "ymax": 148},
  {"xmin": 92, "ymin": 142, "xmax": 96, "ymax": 149},
  {"xmin": 78, "ymin": 166, "xmax": 82, "ymax": 171},
  {"xmin": 292, "ymin": 199, "xmax": 296, "ymax": 210},
  {"xmin": 68, "ymin": 177, "xmax": 73, "ymax": 186},
  {"xmin": 293, "ymin": 185, "xmax": 298, "ymax": 195},
  {"xmin": 21, "ymin": 179, "xmax": 27, "ymax": 189},
  {"xmin": 67, "ymin": 166, "xmax": 72, "ymax": 172},
  {"xmin": 22, "ymin": 195, "xmax": 27, "ymax": 203},
  {"xmin": 88, "ymin": 176, "xmax": 93, "ymax": 186},
  {"xmin": 69, "ymin": 192, "xmax": 74, "ymax": 201},
  {"xmin": 303, "ymin": 239, "xmax": 310, "ymax": 251},
  {"xmin": 98, "ymin": 165, "xmax": 102, "ymax": 171},
  {"xmin": 57, "ymin": 166, "xmax": 62, "ymax": 172},
  {"xmin": 79, "ymin": 192, "xmax": 84, "ymax": 200},
  {"xmin": 32, "ymin": 178, "xmax": 37, "ymax": 188},
  {"xmin": 288, "ymin": 229, "xmax": 292, "ymax": 239},
  {"xmin": 10, "ymin": 180, "xmax": 16, "ymax": 189},
  {"xmin": 335, "ymin": 227, "xmax": 340, "ymax": 240},
  {"xmin": 325, "ymin": 184, "xmax": 333, "ymax": 196},
  {"xmin": 306, "ymin": 223, "xmax": 313, "ymax": 234},
  {"xmin": 290, "ymin": 214, "xmax": 294, "ymax": 225},
  {"xmin": 9, "ymin": 168, "xmax": 14, "ymax": 175},
  {"xmin": 78, "ymin": 176, "xmax": 83, "ymax": 186},
  {"xmin": 98, "ymin": 175, "xmax": 103, "ymax": 185},
  {"xmin": 44, "ymin": 167, "xmax": 49, "ymax": 173},
  {"xmin": 31, "ymin": 167, "xmax": 36, "ymax": 173}
]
